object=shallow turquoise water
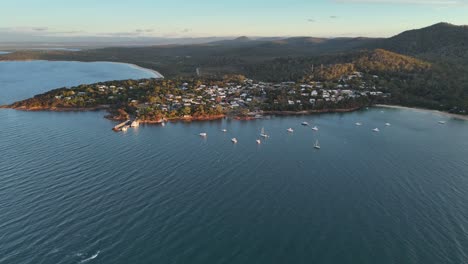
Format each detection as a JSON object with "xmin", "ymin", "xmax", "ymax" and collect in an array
[{"xmin": 1, "ymin": 62, "xmax": 468, "ymax": 264}]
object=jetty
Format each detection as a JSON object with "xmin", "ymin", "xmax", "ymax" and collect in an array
[{"xmin": 113, "ymin": 120, "xmax": 131, "ymax": 131}]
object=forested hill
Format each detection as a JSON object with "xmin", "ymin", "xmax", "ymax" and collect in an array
[{"xmin": 370, "ymin": 22, "xmax": 468, "ymax": 62}]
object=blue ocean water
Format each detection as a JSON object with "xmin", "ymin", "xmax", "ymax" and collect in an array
[{"xmin": 1, "ymin": 62, "xmax": 468, "ymax": 264}]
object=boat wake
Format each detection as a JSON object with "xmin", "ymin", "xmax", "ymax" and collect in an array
[{"xmin": 79, "ymin": 251, "xmax": 100, "ymax": 263}]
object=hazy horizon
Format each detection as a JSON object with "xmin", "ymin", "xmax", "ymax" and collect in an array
[{"xmin": 1, "ymin": 0, "xmax": 468, "ymax": 45}]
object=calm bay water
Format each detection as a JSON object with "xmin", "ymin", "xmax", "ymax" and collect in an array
[
  {"xmin": 1, "ymin": 62, "xmax": 468, "ymax": 264},
  {"xmin": 0, "ymin": 61, "xmax": 162, "ymax": 105}
]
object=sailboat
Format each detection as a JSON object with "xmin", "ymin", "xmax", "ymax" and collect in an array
[
  {"xmin": 260, "ymin": 127, "xmax": 269, "ymax": 138},
  {"xmin": 314, "ymin": 140, "xmax": 320, "ymax": 149}
]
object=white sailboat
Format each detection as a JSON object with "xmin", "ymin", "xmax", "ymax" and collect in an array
[
  {"xmin": 311, "ymin": 126, "xmax": 319, "ymax": 131},
  {"xmin": 314, "ymin": 140, "xmax": 320, "ymax": 149},
  {"xmin": 256, "ymin": 139, "xmax": 261, "ymax": 144},
  {"xmin": 231, "ymin": 138, "xmax": 238, "ymax": 143},
  {"xmin": 260, "ymin": 127, "xmax": 269, "ymax": 138},
  {"xmin": 287, "ymin": 128, "xmax": 294, "ymax": 133}
]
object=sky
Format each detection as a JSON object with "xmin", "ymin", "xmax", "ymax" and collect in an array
[{"xmin": 1, "ymin": 0, "xmax": 468, "ymax": 41}]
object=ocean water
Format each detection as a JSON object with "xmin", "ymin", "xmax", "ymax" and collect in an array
[
  {"xmin": 1, "ymin": 62, "xmax": 468, "ymax": 264},
  {"xmin": 0, "ymin": 61, "xmax": 162, "ymax": 105}
]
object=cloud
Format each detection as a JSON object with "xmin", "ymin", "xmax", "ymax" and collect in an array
[
  {"xmin": 135, "ymin": 28, "xmax": 154, "ymax": 33},
  {"xmin": 330, "ymin": 16, "xmax": 338, "ymax": 18},
  {"xmin": 333, "ymin": 0, "xmax": 466, "ymax": 5},
  {"xmin": 32, "ymin": 27, "xmax": 49, "ymax": 31},
  {"xmin": 307, "ymin": 19, "xmax": 316, "ymax": 22}
]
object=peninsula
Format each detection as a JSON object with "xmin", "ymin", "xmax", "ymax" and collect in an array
[{"xmin": 3, "ymin": 72, "xmax": 381, "ymax": 123}]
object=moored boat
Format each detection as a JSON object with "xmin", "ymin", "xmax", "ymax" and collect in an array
[
  {"xmin": 260, "ymin": 127, "xmax": 269, "ymax": 138},
  {"xmin": 130, "ymin": 120, "xmax": 139, "ymax": 127},
  {"xmin": 314, "ymin": 140, "xmax": 320, "ymax": 149}
]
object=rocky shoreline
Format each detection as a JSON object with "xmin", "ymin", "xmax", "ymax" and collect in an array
[{"xmin": 0, "ymin": 104, "xmax": 365, "ymax": 122}]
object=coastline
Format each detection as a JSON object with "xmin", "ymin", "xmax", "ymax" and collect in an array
[
  {"xmin": 0, "ymin": 59, "xmax": 165, "ymax": 79},
  {"xmin": 7, "ymin": 104, "xmax": 467, "ymax": 123},
  {"xmin": 263, "ymin": 106, "xmax": 363, "ymax": 116},
  {"xmin": 3, "ymin": 105, "xmax": 110, "ymax": 112},
  {"xmin": 374, "ymin": 104, "xmax": 468, "ymax": 121}
]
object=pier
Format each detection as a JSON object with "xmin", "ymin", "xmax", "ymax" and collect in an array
[{"xmin": 113, "ymin": 120, "xmax": 131, "ymax": 131}]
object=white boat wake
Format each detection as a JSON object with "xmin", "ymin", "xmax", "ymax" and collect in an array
[{"xmin": 79, "ymin": 251, "xmax": 100, "ymax": 263}]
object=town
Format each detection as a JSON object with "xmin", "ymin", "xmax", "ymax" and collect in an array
[{"xmin": 7, "ymin": 72, "xmax": 388, "ymax": 124}]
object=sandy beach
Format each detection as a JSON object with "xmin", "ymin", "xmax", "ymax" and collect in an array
[{"xmin": 374, "ymin": 104, "xmax": 468, "ymax": 121}]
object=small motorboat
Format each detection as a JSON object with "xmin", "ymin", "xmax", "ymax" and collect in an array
[
  {"xmin": 199, "ymin": 133, "xmax": 207, "ymax": 137},
  {"xmin": 221, "ymin": 129, "xmax": 227, "ymax": 132},
  {"xmin": 373, "ymin": 128, "xmax": 380, "ymax": 132},
  {"xmin": 355, "ymin": 122, "xmax": 362, "ymax": 126},
  {"xmin": 385, "ymin": 123, "xmax": 391, "ymax": 126},
  {"xmin": 438, "ymin": 121, "xmax": 446, "ymax": 124},
  {"xmin": 130, "ymin": 120, "xmax": 139, "ymax": 127},
  {"xmin": 231, "ymin": 138, "xmax": 238, "ymax": 143},
  {"xmin": 287, "ymin": 128, "xmax": 294, "ymax": 133},
  {"xmin": 301, "ymin": 122, "xmax": 309, "ymax": 126},
  {"xmin": 311, "ymin": 126, "xmax": 319, "ymax": 131},
  {"xmin": 256, "ymin": 139, "xmax": 261, "ymax": 144}
]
